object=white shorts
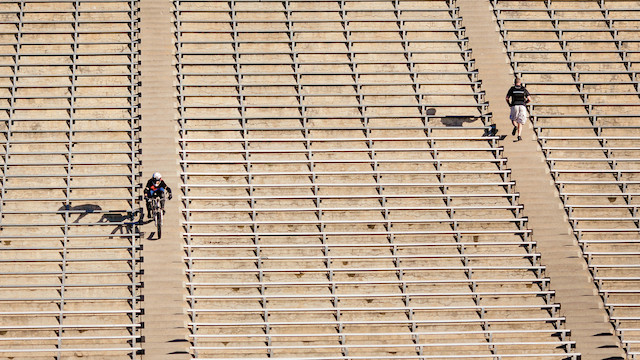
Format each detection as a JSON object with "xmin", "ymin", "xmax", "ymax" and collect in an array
[{"xmin": 510, "ymin": 105, "xmax": 528, "ymax": 125}]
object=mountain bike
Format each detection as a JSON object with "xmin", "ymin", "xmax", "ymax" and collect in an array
[{"xmin": 149, "ymin": 193, "xmax": 165, "ymax": 238}]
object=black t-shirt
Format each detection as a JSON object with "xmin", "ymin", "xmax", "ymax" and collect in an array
[{"xmin": 507, "ymin": 85, "xmax": 530, "ymax": 106}]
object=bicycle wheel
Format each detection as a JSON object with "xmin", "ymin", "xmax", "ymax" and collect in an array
[{"xmin": 156, "ymin": 205, "xmax": 162, "ymax": 238}]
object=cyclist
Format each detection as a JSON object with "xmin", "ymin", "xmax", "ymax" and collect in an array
[{"xmin": 143, "ymin": 172, "xmax": 172, "ymax": 221}]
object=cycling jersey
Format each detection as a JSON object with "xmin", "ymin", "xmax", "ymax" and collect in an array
[{"xmin": 145, "ymin": 178, "xmax": 172, "ymax": 197}]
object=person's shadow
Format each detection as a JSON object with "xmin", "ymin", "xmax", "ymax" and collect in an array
[
  {"xmin": 57, "ymin": 204, "xmax": 102, "ymax": 223},
  {"xmin": 57, "ymin": 204, "xmax": 135, "ymax": 239},
  {"xmin": 434, "ymin": 113, "xmax": 497, "ymax": 137},
  {"xmin": 441, "ymin": 116, "xmax": 479, "ymax": 127}
]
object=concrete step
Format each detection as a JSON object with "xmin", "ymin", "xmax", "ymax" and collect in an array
[
  {"xmin": 458, "ymin": 0, "xmax": 626, "ymax": 358},
  {"xmin": 139, "ymin": 0, "xmax": 190, "ymax": 359}
]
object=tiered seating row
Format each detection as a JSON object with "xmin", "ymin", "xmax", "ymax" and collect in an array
[
  {"xmin": 0, "ymin": 1, "xmax": 141, "ymax": 358},
  {"xmin": 177, "ymin": 0, "xmax": 577, "ymax": 358},
  {"xmin": 493, "ymin": 0, "xmax": 640, "ymax": 358}
]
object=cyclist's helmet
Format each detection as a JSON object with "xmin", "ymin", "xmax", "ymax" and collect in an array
[{"xmin": 153, "ymin": 172, "xmax": 162, "ymax": 180}]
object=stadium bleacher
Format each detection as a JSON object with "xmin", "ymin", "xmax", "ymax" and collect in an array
[
  {"xmin": 493, "ymin": 0, "xmax": 640, "ymax": 358},
  {"xmin": 6, "ymin": 0, "xmax": 640, "ymax": 358},
  {"xmin": 176, "ymin": 0, "xmax": 578, "ymax": 358},
  {"xmin": 0, "ymin": 0, "xmax": 141, "ymax": 358}
]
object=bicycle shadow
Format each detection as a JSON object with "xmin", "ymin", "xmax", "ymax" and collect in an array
[
  {"xmin": 138, "ymin": 218, "xmax": 161, "ymax": 240},
  {"xmin": 98, "ymin": 212, "xmax": 135, "ymax": 239}
]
